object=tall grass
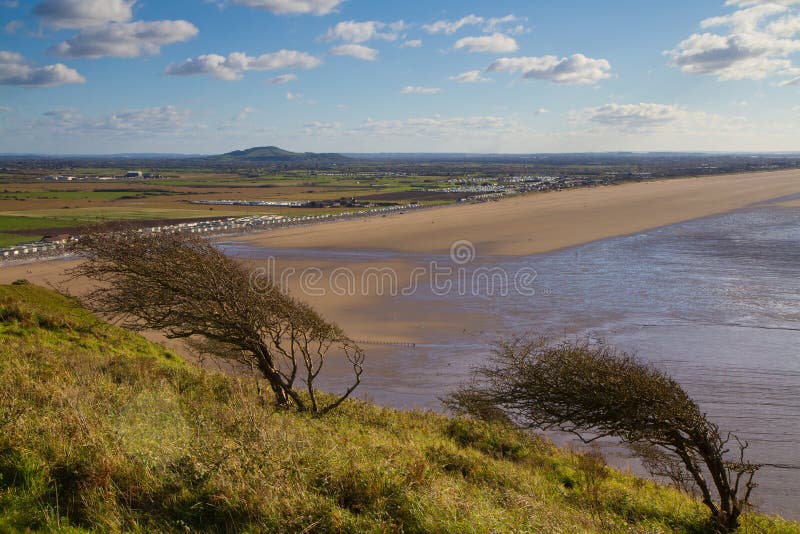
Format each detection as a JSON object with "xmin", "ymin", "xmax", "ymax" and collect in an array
[{"xmin": 0, "ymin": 283, "xmax": 796, "ymax": 533}]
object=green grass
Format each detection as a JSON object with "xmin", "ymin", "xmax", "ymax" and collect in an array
[
  {"xmin": 0, "ymin": 215, "xmax": 83, "ymax": 246},
  {"xmin": 0, "ymin": 233, "xmax": 35, "ymax": 247},
  {"xmin": 0, "ymin": 215, "xmax": 80, "ymax": 233},
  {"xmin": 0, "ymin": 191, "xmax": 170, "ymax": 201},
  {"xmin": 0, "ymin": 209, "xmax": 251, "ymax": 233},
  {"xmin": 0, "ymin": 283, "xmax": 797, "ymax": 533}
]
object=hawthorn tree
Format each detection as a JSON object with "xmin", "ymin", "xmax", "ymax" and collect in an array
[
  {"xmin": 447, "ymin": 336, "xmax": 759, "ymax": 533},
  {"xmin": 71, "ymin": 228, "xmax": 364, "ymax": 415}
]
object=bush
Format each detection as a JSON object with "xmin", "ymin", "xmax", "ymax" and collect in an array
[{"xmin": 448, "ymin": 336, "xmax": 761, "ymax": 533}]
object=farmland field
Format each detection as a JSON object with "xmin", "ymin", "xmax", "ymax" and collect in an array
[
  {"xmin": 0, "ymin": 168, "xmax": 459, "ymax": 246},
  {"xmin": 4, "ymin": 152, "xmax": 792, "ymax": 247}
]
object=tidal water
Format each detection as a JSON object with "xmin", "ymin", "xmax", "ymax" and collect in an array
[{"xmin": 221, "ymin": 199, "xmax": 800, "ymax": 518}]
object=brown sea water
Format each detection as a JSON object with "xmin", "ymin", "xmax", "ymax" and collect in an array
[{"xmin": 220, "ymin": 199, "xmax": 800, "ymax": 518}]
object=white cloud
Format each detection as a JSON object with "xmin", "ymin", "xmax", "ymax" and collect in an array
[
  {"xmin": 423, "ymin": 14, "xmax": 483, "ymax": 35},
  {"xmin": 0, "ymin": 105, "xmax": 12, "ymax": 112},
  {"xmin": 423, "ymin": 13, "xmax": 527, "ymax": 37},
  {"xmin": 667, "ymin": 32, "xmax": 800, "ymax": 80},
  {"xmin": 38, "ymin": 105, "xmax": 192, "ymax": 134},
  {"xmin": 702, "ymin": 3, "xmax": 788, "ymax": 31},
  {"xmin": 329, "ymin": 44, "xmax": 378, "ymax": 61},
  {"xmin": 303, "ymin": 120, "xmax": 341, "ymax": 136},
  {"xmin": 41, "ymin": 108, "xmax": 80, "ymax": 123},
  {"xmin": 488, "ymin": 54, "xmax": 612, "ymax": 85},
  {"xmin": 4, "ymin": 20, "xmax": 23, "ymax": 33},
  {"xmin": 769, "ymin": 14, "xmax": 800, "ymax": 36},
  {"xmin": 230, "ymin": 0, "xmax": 341, "ymax": 15},
  {"xmin": 104, "ymin": 106, "xmax": 191, "ymax": 132},
  {"xmin": 454, "ymin": 33, "xmax": 518, "ymax": 53},
  {"xmin": 401, "ymin": 85, "xmax": 442, "ymax": 94},
  {"xmin": 267, "ymin": 73, "xmax": 297, "ymax": 84},
  {"xmin": 668, "ymin": 2, "xmax": 800, "ymax": 81},
  {"xmin": 320, "ymin": 20, "xmax": 404, "ymax": 43},
  {"xmin": 0, "ymin": 50, "xmax": 85, "ymax": 87},
  {"xmin": 349, "ymin": 115, "xmax": 535, "ymax": 152},
  {"xmin": 449, "ymin": 70, "xmax": 490, "ymax": 83},
  {"xmin": 574, "ymin": 102, "xmax": 748, "ymax": 134},
  {"xmin": 485, "ymin": 14, "xmax": 527, "ymax": 35},
  {"xmin": 234, "ymin": 106, "xmax": 256, "ymax": 121},
  {"xmin": 165, "ymin": 50, "xmax": 321, "ymax": 80},
  {"xmin": 580, "ymin": 103, "xmax": 685, "ymax": 130},
  {"xmin": 725, "ymin": 0, "xmax": 800, "ymax": 6},
  {"xmin": 33, "ymin": 0, "xmax": 134, "ymax": 29},
  {"xmin": 779, "ymin": 74, "xmax": 800, "ymax": 84},
  {"xmin": 217, "ymin": 106, "xmax": 258, "ymax": 130},
  {"xmin": 400, "ymin": 39, "xmax": 422, "ymax": 48},
  {"xmin": 534, "ymin": 107, "xmax": 549, "ymax": 114},
  {"xmin": 285, "ymin": 92, "xmax": 316, "ymax": 104},
  {"xmin": 50, "ymin": 20, "xmax": 198, "ymax": 58}
]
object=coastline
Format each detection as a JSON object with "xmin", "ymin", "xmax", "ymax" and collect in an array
[
  {"xmin": 229, "ymin": 169, "xmax": 800, "ymax": 257},
  {"xmin": 2, "ymin": 169, "xmax": 800, "ymax": 347}
]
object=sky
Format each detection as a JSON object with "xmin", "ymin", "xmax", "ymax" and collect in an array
[{"xmin": 1, "ymin": 0, "xmax": 800, "ymax": 154}]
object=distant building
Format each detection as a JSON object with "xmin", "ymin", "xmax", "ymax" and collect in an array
[
  {"xmin": 125, "ymin": 171, "xmax": 143, "ymax": 178},
  {"xmin": 42, "ymin": 234, "xmax": 73, "ymax": 244}
]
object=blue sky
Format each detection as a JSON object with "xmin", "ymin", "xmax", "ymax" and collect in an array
[{"xmin": 1, "ymin": 0, "xmax": 799, "ymax": 154}]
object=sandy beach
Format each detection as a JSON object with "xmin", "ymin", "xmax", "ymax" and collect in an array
[
  {"xmin": 3, "ymin": 170, "xmax": 800, "ymax": 347},
  {"xmin": 231, "ymin": 170, "xmax": 800, "ymax": 257}
]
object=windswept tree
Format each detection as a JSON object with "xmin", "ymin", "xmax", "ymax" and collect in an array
[
  {"xmin": 446, "ymin": 336, "xmax": 759, "ymax": 533},
  {"xmin": 70, "ymin": 228, "xmax": 363, "ymax": 415}
]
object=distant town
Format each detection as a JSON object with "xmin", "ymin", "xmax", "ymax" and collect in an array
[{"xmin": 42, "ymin": 171, "xmax": 165, "ymax": 181}]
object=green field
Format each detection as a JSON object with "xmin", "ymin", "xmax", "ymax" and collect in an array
[
  {"xmin": 0, "ymin": 233, "xmax": 32, "ymax": 247},
  {"xmin": 0, "ymin": 215, "xmax": 81, "ymax": 232},
  {"xmin": 0, "ymin": 215, "xmax": 88, "ymax": 246},
  {"xmin": 0, "ymin": 190, "xmax": 174, "ymax": 201},
  {"xmin": 0, "ymin": 167, "xmax": 466, "ymax": 249}
]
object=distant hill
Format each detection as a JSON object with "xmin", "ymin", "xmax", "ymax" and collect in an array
[{"xmin": 209, "ymin": 146, "xmax": 350, "ymax": 164}]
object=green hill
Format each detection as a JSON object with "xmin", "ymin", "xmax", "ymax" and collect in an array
[
  {"xmin": 210, "ymin": 146, "xmax": 350, "ymax": 164},
  {"xmin": 0, "ymin": 282, "xmax": 796, "ymax": 533}
]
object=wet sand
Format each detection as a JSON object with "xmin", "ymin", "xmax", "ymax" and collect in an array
[{"xmin": 0, "ymin": 255, "xmax": 471, "ymax": 345}]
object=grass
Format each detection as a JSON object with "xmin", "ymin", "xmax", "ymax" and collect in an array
[
  {"xmin": 0, "ymin": 233, "xmax": 34, "ymax": 247},
  {"xmin": 0, "ymin": 283, "xmax": 798, "ymax": 533},
  {"xmin": 0, "ymin": 191, "xmax": 171, "ymax": 201},
  {"xmin": 0, "ymin": 215, "xmax": 80, "ymax": 233},
  {"xmin": 0, "ymin": 173, "xmax": 464, "ymax": 246},
  {"xmin": 0, "ymin": 216, "xmax": 80, "ymax": 245}
]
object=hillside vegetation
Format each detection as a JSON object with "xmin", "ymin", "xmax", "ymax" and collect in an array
[{"xmin": 0, "ymin": 283, "xmax": 796, "ymax": 533}]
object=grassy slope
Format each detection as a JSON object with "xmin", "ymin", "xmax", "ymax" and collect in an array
[{"xmin": 0, "ymin": 284, "xmax": 796, "ymax": 533}]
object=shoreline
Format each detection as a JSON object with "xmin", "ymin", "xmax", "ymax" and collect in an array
[
  {"xmin": 229, "ymin": 169, "xmax": 800, "ymax": 257},
  {"xmin": 2, "ymin": 169, "xmax": 800, "ymax": 346}
]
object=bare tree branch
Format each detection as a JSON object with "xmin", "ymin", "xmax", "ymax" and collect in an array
[{"xmin": 69, "ymin": 228, "xmax": 364, "ymax": 415}]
